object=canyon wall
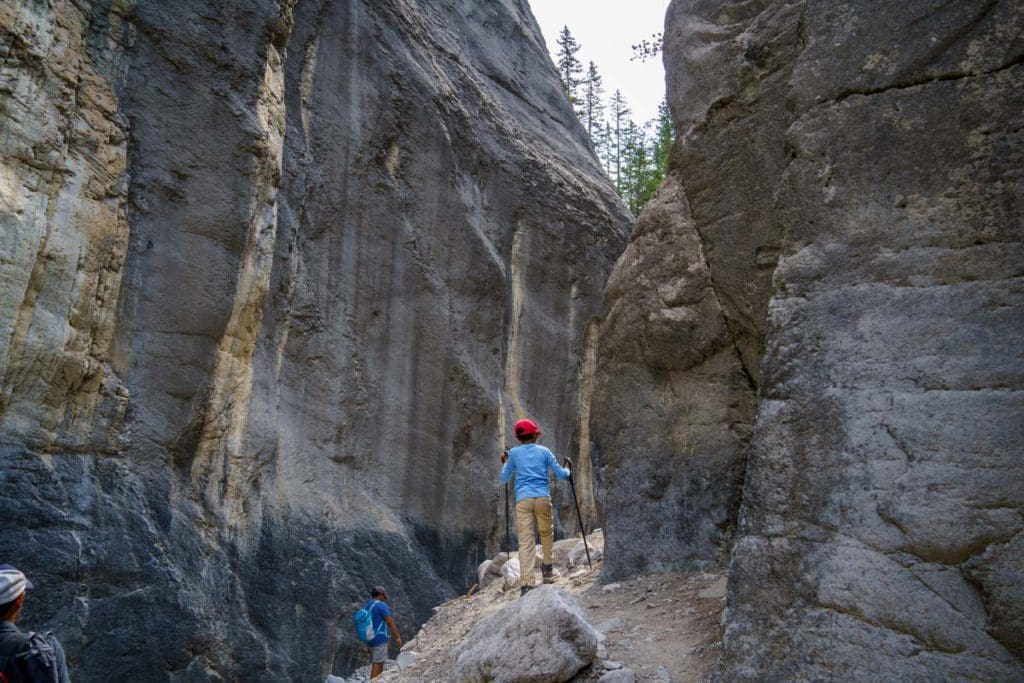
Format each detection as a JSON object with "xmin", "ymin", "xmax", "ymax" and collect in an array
[
  {"xmin": 594, "ymin": 0, "xmax": 1023, "ymax": 679},
  {"xmin": 0, "ymin": 0, "xmax": 629, "ymax": 679}
]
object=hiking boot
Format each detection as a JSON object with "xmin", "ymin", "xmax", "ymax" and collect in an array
[
  {"xmin": 520, "ymin": 584, "xmax": 534, "ymax": 597},
  {"xmin": 541, "ymin": 563, "xmax": 555, "ymax": 584}
]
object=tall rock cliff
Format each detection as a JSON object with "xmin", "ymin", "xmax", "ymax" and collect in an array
[
  {"xmin": 0, "ymin": 0, "xmax": 629, "ymax": 679},
  {"xmin": 593, "ymin": 0, "xmax": 1023, "ymax": 679}
]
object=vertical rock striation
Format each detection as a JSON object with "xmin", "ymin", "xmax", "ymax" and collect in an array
[
  {"xmin": 594, "ymin": 0, "xmax": 1023, "ymax": 679},
  {"xmin": 0, "ymin": 0, "xmax": 132, "ymax": 452},
  {"xmin": 0, "ymin": 0, "xmax": 629, "ymax": 680}
]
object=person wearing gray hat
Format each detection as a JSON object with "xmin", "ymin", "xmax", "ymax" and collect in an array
[{"xmin": 0, "ymin": 564, "xmax": 70, "ymax": 682}]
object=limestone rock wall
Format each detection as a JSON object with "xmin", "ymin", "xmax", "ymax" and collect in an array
[
  {"xmin": 594, "ymin": 0, "xmax": 1023, "ymax": 678},
  {"xmin": 592, "ymin": 175, "xmax": 757, "ymax": 576},
  {"xmin": 0, "ymin": 1, "xmax": 629, "ymax": 680},
  {"xmin": 592, "ymin": 0, "xmax": 800, "ymax": 577}
]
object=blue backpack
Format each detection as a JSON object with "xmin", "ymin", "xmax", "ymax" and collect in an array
[{"xmin": 353, "ymin": 600, "xmax": 385, "ymax": 643}]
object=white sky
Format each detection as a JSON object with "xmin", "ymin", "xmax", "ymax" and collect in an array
[{"xmin": 528, "ymin": 0, "xmax": 670, "ymax": 125}]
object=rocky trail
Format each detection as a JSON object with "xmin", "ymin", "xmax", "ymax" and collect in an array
[{"xmin": 337, "ymin": 530, "xmax": 725, "ymax": 682}]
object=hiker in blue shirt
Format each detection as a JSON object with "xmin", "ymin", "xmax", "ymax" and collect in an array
[
  {"xmin": 363, "ymin": 585, "xmax": 402, "ymax": 679},
  {"xmin": 500, "ymin": 418, "xmax": 571, "ymax": 595}
]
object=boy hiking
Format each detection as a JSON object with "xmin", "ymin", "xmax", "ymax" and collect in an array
[
  {"xmin": 362, "ymin": 586, "xmax": 401, "ymax": 679},
  {"xmin": 500, "ymin": 419, "xmax": 571, "ymax": 595}
]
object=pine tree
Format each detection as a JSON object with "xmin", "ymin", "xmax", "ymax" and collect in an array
[
  {"xmin": 555, "ymin": 26, "xmax": 584, "ymax": 110},
  {"xmin": 612, "ymin": 101, "xmax": 675, "ymax": 215},
  {"xmin": 599, "ymin": 121, "xmax": 615, "ymax": 178},
  {"xmin": 581, "ymin": 61, "xmax": 605, "ymax": 141},
  {"xmin": 653, "ymin": 98, "xmax": 675, "ymax": 176},
  {"xmin": 635, "ymin": 125, "xmax": 660, "ymax": 211},
  {"xmin": 547, "ymin": 31, "xmax": 672, "ymax": 215},
  {"xmin": 617, "ymin": 121, "xmax": 667, "ymax": 215},
  {"xmin": 619, "ymin": 121, "xmax": 642, "ymax": 212},
  {"xmin": 608, "ymin": 90, "xmax": 631, "ymax": 188}
]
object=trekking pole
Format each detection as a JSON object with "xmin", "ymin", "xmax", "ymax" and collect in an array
[
  {"xmin": 504, "ymin": 449, "xmax": 511, "ymax": 562},
  {"xmin": 564, "ymin": 459, "xmax": 592, "ymax": 569}
]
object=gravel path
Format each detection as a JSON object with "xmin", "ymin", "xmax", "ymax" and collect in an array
[{"xmin": 345, "ymin": 531, "xmax": 725, "ymax": 682}]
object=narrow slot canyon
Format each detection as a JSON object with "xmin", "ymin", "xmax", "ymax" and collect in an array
[{"xmin": 0, "ymin": 0, "xmax": 1020, "ymax": 681}]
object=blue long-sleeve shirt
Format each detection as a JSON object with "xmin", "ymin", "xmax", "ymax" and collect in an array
[{"xmin": 501, "ymin": 443, "xmax": 571, "ymax": 501}]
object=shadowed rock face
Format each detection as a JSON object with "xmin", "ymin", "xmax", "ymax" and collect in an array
[
  {"xmin": 594, "ymin": 0, "xmax": 1023, "ymax": 678},
  {"xmin": 0, "ymin": 0, "xmax": 629, "ymax": 679}
]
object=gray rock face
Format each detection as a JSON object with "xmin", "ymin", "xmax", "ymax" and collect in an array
[
  {"xmin": 593, "ymin": 176, "xmax": 757, "ymax": 578},
  {"xmin": 0, "ymin": 0, "xmax": 628, "ymax": 680},
  {"xmin": 452, "ymin": 585, "xmax": 599, "ymax": 682},
  {"xmin": 595, "ymin": 0, "xmax": 1023, "ymax": 679},
  {"xmin": 594, "ymin": 0, "xmax": 805, "ymax": 577}
]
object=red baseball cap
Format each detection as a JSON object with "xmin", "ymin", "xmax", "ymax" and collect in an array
[{"xmin": 514, "ymin": 419, "xmax": 541, "ymax": 439}]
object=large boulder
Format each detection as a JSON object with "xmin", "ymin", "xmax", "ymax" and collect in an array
[
  {"xmin": 452, "ymin": 586, "xmax": 599, "ymax": 682},
  {"xmin": 593, "ymin": 176, "xmax": 759, "ymax": 578},
  {"xmin": 552, "ymin": 537, "xmax": 584, "ymax": 567}
]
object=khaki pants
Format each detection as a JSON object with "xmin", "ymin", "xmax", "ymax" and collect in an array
[{"xmin": 515, "ymin": 496, "xmax": 554, "ymax": 587}]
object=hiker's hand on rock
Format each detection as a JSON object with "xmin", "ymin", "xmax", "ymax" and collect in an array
[
  {"xmin": 501, "ymin": 449, "xmax": 508, "ymax": 463},
  {"xmin": 564, "ymin": 457, "xmax": 572, "ymax": 470}
]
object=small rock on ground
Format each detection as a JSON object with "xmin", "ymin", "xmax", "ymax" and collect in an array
[{"xmin": 697, "ymin": 577, "xmax": 726, "ymax": 600}]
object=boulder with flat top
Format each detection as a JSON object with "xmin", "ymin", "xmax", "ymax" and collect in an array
[{"xmin": 452, "ymin": 586, "xmax": 599, "ymax": 682}]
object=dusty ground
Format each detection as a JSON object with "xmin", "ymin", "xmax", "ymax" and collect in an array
[
  {"xmin": 577, "ymin": 570, "xmax": 725, "ymax": 682},
  {"xmin": 344, "ymin": 531, "xmax": 725, "ymax": 682}
]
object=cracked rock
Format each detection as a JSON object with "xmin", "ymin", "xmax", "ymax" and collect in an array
[{"xmin": 596, "ymin": 0, "xmax": 1024, "ymax": 680}]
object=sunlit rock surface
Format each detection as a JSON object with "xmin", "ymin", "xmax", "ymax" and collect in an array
[{"xmin": 0, "ymin": 0, "xmax": 628, "ymax": 679}]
